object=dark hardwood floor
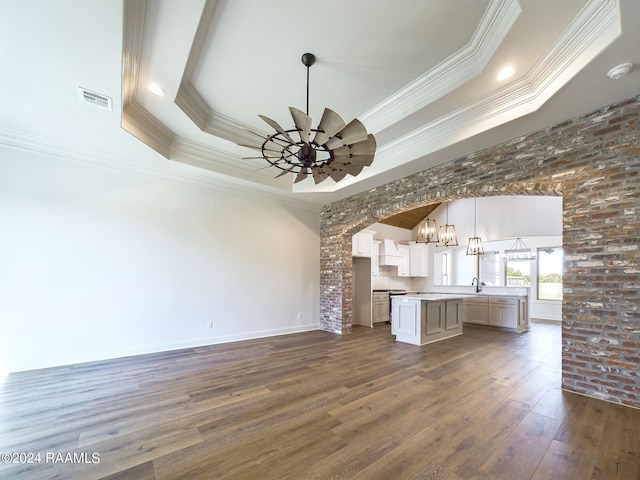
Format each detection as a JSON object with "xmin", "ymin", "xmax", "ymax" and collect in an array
[{"xmin": 1, "ymin": 322, "xmax": 639, "ymax": 479}]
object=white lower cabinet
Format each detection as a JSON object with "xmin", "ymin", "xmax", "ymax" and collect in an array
[
  {"xmin": 488, "ymin": 297, "xmax": 517, "ymax": 327},
  {"xmin": 464, "ymin": 295, "xmax": 529, "ymax": 333},
  {"xmin": 372, "ymin": 292, "xmax": 390, "ymax": 324},
  {"xmin": 463, "ymin": 297, "xmax": 488, "ymax": 325}
]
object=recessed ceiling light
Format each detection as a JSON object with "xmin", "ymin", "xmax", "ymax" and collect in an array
[
  {"xmin": 496, "ymin": 66, "xmax": 515, "ymax": 82},
  {"xmin": 148, "ymin": 83, "xmax": 166, "ymax": 96},
  {"xmin": 607, "ymin": 63, "xmax": 633, "ymax": 80}
]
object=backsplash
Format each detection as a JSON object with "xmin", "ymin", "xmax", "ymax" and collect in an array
[{"xmin": 372, "ymin": 266, "xmax": 414, "ymax": 291}]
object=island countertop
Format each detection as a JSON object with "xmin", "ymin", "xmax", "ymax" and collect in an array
[
  {"xmin": 403, "ymin": 291, "xmax": 529, "ymax": 299},
  {"xmin": 400, "ymin": 293, "xmax": 471, "ymax": 301}
]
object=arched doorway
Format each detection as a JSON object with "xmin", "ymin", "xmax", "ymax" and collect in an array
[{"xmin": 318, "ymin": 95, "xmax": 640, "ymax": 408}]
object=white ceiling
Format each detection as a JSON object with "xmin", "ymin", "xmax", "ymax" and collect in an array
[{"xmin": 1, "ymin": 0, "xmax": 638, "ymax": 206}]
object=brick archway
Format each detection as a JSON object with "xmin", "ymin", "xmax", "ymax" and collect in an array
[{"xmin": 320, "ymin": 96, "xmax": 640, "ymax": 408}]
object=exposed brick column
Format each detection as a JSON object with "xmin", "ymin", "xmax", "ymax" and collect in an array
[{"xmin": 319, "ymin": 96, "xmax": 640, "ymax": 408}]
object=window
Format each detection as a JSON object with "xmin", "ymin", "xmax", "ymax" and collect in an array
[
  {"xmin": 538, "ymin": 247, "xmax": 563, "ymax": 300},
  {"xmin": 505, "ymin": 259, "xmax": 530, "ymax": 287},
  {"xmin": 441, "ymin": 251, "xmax": 451, "ymax": 285}
]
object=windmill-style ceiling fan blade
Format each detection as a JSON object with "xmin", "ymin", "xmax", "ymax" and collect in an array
[
  {"xmin": 324, "ymin": 119, "xmax": 369, "ymax": 149},
  {"xmin": 313, "ymin": 108, "xmax": 346, "ymax": 146},
  {"xmin": 332, "ymin": 134, "xmax": 376, "ymax": 156},
  {"xmin": 274, "ymin": 165, "xmax": 296, "ymax": 179},
  {"xmin": 333, "ymin": 153, "xmax": 375, "ymax": 167},
  {"xmin": 330, "ymin": 161, "xmax": 364, "ymax": 176},
  {"xmin": 237, "ymin": 142, "xmax": 284, "ymax": 155},
  {"xmin": 237, "ymin": 143, "xmax": 263, "ymax": 151},
  {"xmin": 258, "ymin": 114, "xmax": 295, "ymax": 144},
  {"xmin": 323, "ymin": 165, "xmax": 349, "ymax": 182},
  {"xmin": 311, "ymin": 167, "xmax": 329, "ymax": 184},
  {"xmin": 294, "ymin": 168, "xmax": 309, "ymax": 183},
  {"xmin": 289, "ymin": 107, "xmax": 312, "ymax": 143}
]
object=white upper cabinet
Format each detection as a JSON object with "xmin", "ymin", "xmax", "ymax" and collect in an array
[
  {"xmin": 409, "ymin": 241, "xmax": 429, "ymax": 277},
  {"xmin": 371, "ymin": 240, "xmax": 380, "ymax": 275},
  {"xmin": 352, "ymin": 230, "xmax": 375, "ymax": 257},
  {"xmin": 397, "ymin": 245, "xmax": 410, "ymax": 276},
  {"xmin": 396, "ymin": 242, "xmax": 429, "ymax": 277}
]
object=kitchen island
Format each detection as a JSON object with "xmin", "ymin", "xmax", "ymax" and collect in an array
[{"xmin": 391, "ymin": 294, "xmax": 465, "ymax": 346}]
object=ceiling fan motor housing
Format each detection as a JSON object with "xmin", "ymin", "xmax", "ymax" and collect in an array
[{"xmin": 301, "ymin": 53, "xmax": 315, "ymax": 68}]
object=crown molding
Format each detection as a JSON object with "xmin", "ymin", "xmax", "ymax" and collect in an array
[
  {"xmin": 174, "ymin": 82, "xmax": 209, "ymax": 131},
  {"xmin": 524, "ymin": 0, "xmax": 621, "ymax": 104},
  {"xmin": 381, "ymin": 0, "xmax": 622, "ymax": 163},
  {"xmin": 122, "ymin": 103, "xmax": 175, "ymax": 158},
  {"xmin": 121, "ymin": 0, "xmax": 176, "ymax": 159},
  {"xmin": 175, "ymin": 0, "xmax": 267, "ymax": 147},
  {"xmin": 121, "ymin": 0, "xmax": 146, "ymax": 105},
  {"xmin": 359, "ymin": 0, "xmax": 522, "ymax": 134},
  {"xmin": 180, "ymin": 0, "xmax": 220, "ymax": 80},
  {"xmin": 0, "ymin": 128, "xmax": 321, "ymax": 211},
  {"xmin": 292, "ymin": 0, "xmax": 621, "ymax": 194},
  {"xmin": 171, "ymin": 137, "xmax": 290, "ymax": 186},
  {"xmin": 175, "ymin": 82, "xmax": 264, "ymax": 147}
]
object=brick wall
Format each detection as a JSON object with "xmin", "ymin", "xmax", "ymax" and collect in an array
[{"xmin": 320, "ymin": 95, "xmax": 640, "ymax": 408}]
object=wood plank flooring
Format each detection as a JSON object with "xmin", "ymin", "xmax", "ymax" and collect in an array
[{"xmin": 1, "ymin": 322, "xmax": 639, "ymax": 479}]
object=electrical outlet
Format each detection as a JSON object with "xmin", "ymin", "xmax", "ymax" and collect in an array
[
  {"xmin": 297, "ymin": 313, "xmax": 303, "ymax": 320},
  {"xmin": 207, "ymin": 321, "xmax": 214, "ymax": 328}
]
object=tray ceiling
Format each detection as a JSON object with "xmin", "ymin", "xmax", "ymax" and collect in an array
[{"xmin": 1, "ymin": 0, "xmax": 638, "ymax": 206}]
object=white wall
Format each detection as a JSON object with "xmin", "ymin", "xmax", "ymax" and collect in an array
[
  {"xmin": 430, "ymin": 196, "xmax": 563, "ymax": 241},
  {"xmin": 0, "ymin": 149, "xmax": 321, "ymax": 372}
]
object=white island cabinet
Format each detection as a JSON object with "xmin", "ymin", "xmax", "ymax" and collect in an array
[{"xmin": 392, "ymin": 294, "xmax": 464, "ymax": 346}]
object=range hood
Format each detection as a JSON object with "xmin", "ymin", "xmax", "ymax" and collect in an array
[{"xmin": 379, "ymin": 239, "xmax": 401, "ymax": 266}]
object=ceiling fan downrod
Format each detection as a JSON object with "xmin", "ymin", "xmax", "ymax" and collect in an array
[{"xmin": 301, "ymin": 53, "xmax": 315, "ymax": 116}]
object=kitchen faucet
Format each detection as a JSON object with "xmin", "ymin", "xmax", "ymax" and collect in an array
[{"xmin": 471, "ymin": 277, "xmax": 482, "ymax": 293}]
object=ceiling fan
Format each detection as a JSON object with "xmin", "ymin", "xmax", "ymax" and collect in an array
[{"xmin": 240, "ymin": 53, "xmax": 376, "ymax": 185}]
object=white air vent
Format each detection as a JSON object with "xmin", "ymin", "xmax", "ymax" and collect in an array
[{"xmin": 78, "ymin": 87, "xmax": 112, "ymax": 110}]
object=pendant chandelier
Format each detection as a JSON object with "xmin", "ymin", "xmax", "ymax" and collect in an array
[
  {"xmin": 241, "ymin": 53, "xmax": 376, "ymax": 185},
  {"xmin": 466, "ymin": 197, "xmax": 484, "ymax": 256},
  {"xmin": 506, "ymin": 237, "xmax": 536, "ymax": 261},
  {"xmin": 437, "ymin": 203, "xmax": 458, "ymax": 247},
  {"xmin": 416, "ymin": 216, "xmax": 438, "ymax": 244}
]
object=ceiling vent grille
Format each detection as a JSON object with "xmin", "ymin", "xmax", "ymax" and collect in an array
[{"xmin": 78, "ymin": 87, "xmax": 112, "ymax": 110}]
